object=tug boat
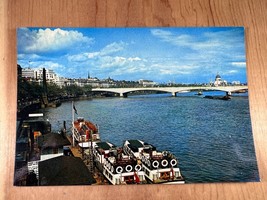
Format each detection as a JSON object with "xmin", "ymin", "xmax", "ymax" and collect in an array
[
  {"xmin": 93, "ymin": 141, "xmax": 147, "ymax": 185},
  {"xmin": 72, "ymin": 117, "xmax": 101, "ymax": 147},
  {"xmin": 123, "ymin": 140, "xmax": 185, "ymax": 184}
]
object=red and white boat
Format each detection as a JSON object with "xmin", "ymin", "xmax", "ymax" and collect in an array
[
  {"xmin": 93, "ymin": 141, "xmax": 147, "ymax": 185},
  {"xmin": 72, "ymin": 117, "xmax": 101, "ymax": 148},
  {"xmin": 123, "ymin": 140, "xmax": 185, "ymax": 184}
]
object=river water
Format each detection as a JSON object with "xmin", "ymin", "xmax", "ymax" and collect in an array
[{"xmin": 42, "ymin": 91, "xmax": 259, "ymax": 183}]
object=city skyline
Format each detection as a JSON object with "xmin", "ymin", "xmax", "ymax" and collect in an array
[{"xmin": 17, "ymin": 27, "xmax": 247, "ymax": 84}]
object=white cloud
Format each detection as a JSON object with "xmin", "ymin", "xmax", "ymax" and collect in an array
[
  {"xmin": 157, "ymin": 64, "xmax": 199, "ymax": 75},
  {"xmin": 17, "ymin": 53, "xmax": 41, "ymax": 60},
  {"xmin": 231, "ymin": 62, "xmax": 246, "ymax": 67},
  {"xmin": 30, "ymin": 61, "xmax": 64, "ymax": 70},
  {"xmin": 224, "ymin": 70, "xmax": 239, "ymax": 74},
  {"xmin": 98, "ymin": 56, "xmax": 143, "ymax": 69},
  {"xmin": 87, "ymin": 52, "xmax": 100, "ymax": 59},
  {"xmin": 100, "ymin": 41, "xmax": 127, "ymax": 56},
  {"xmin": 67, "ymin": 41, "xmax": 128, "ymax": 61},
  {"xmin": 128, "ymin": 57, "xmax": 142, "ymax": 62},
  {"xmin": 151, "ymin": 29, "xmax": 193, "ymax": 47},
  {"xmin": 150, "ymin": 28, "xmax": 243, "ymax": 53},
  {"xmin": 18, "ymin": 28, "xmax": 94, "ymax": 53},
  {"xmin": 67, "ymin": 53, "xmax": 88, "ymax": 62}
]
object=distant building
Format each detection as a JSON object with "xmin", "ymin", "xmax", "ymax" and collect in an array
[
  {"xmin": 21, "ymin": 67, "xmax": 57, "ymax": 83},
  {"xmin": 54, "ymin": 76, "xmax": 68, "ymax": 88},
  {"xmin": 139, "ymin": 79, "xmax": 157, "ymax": 87},
  {"xmin": 35, "ymin": 68, "xmax": 57, "ymax": 82},
  {"xmin": 213, "ymin": 73, "xmax": 227, "ymax": 86},
  {"xmin": 21, "ymin": 67, "xmax": 35, "ymax": 79},
  {"xmin": 231, "ymin": 81, "xmax": 241, "ymax": 85}
]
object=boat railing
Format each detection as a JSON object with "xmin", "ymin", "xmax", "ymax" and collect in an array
[{"xmin": 72, "ymin": 127, "xmax": 82, "ymax": 141}]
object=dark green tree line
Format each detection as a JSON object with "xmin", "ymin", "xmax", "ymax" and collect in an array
[{"xmin": 18, "ymin": 78, "xmax": 92, "ymax": 102}]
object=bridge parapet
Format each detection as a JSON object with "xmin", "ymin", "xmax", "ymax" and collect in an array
[{"xmin": 92, "ymin": 86, "xmax": 248, "ymax": 97}]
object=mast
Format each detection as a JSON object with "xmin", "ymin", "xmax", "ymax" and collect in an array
[
  {"xmin": 41, "ymin": 68, "xmax": 48, "ymax": 106},
  {"xmin": 72, "ymin": 101, "xmax": 75, "ymax": 147}
]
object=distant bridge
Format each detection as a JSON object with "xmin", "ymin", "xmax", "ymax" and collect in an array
[{"xmin": 92, "ymin": 86, "xmax": 248, "ymax": 97}]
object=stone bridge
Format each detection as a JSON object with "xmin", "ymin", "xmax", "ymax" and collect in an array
[{"xmin": 92, "ymin": 86, "xmax": 248, "ymax": 97}]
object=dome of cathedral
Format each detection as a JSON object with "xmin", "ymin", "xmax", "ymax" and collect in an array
[{"xmin": 215, "ymin": 74, "xmax": 221, "ymax": 79}]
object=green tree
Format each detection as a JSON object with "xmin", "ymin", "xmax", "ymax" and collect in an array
[
  {"xmin": 82, "ymin": 85, "xmax": 92, "ymax": 96},
  {"xmin": 63, "ymin": 85, "xmax": 84, "ymax": 97},
  {"xmin": 17, "ymin": 78, "xmax": 43, "ymax": 101},
  {"xmin": 47, "ymin": 83, "xmax": 64, "ymax": 99}
]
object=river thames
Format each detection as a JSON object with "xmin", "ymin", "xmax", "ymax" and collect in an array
[{"xmin": 42, "ymin": 91, "xmax": 259, "ymax": 183}]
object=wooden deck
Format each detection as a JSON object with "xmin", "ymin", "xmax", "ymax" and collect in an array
[{"xmin": 66, "ymin": 136, "xmax": 109, "ymax": 185}]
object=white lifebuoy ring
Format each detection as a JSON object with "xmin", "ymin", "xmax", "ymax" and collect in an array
[
  {"xmin": 125, "ymin": 165, "xmax": 133, "ymax": 172},
  {"xmin": 152, "ymin": 160, "xmax": 159, "ymax": 168},
  {"xmin": 135, "ymin": 164, "xmax": 142, "ymax": 172},
  {"xmin": 162, "ymin": 151, "xmax": 168, "ymax": 157},
  {"xmin": 170, "ymin": 159, "xmax": 177, "ymax": 167},
  {"xmin": 116, "ymin": 166, "xmax": 123, "ymax": 174},
  {"xmin": 161, "ymin": 159, "xmax": 168, "ymax": 167}
]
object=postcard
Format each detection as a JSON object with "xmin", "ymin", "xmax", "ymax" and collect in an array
[{"xmin": 15, "ymin": 27, "xmax": 259, "ymax": 186}]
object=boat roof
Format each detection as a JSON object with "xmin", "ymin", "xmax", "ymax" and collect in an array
[
  {"xmin": 127, "ymin": 140, "xmax": 143, "ymax": 148},
  {"xmin": 96, "ymin": 142, "xmax": 115, "ymax": 150}
]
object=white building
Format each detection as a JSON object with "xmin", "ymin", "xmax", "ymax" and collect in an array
[
  {"xmin": 139, "ymin": 79, "xmax": 157, "ymax": 87},
  {"xmin": 35, "ymin": 68, "xmax": 57, "ymax": 81},
  {"xmin": 54, "ymin": 76, "xmax": 68, "ymax": 88},
  {"xmin": 21, "ymin": 68, "xmax": 35, "ymax": 79},
  {"xmin": 21, "ymin": 67, "xmax": 57, "ymax": 83},
  {"xmin": 213, "ymin": 74, "xmax": 227, "ymax": 86},
  {"xmin": 231, "ymin": 81, "xmax": 241, "ymax": 85}
]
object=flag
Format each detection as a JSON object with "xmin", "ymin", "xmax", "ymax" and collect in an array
[
  {"xmin": 134, "ymin": 171, "xmax": 140, "ymax": 184},
  {"xmin": 73, "ymin": 104, "xmax": 78, "ymax": 115}
]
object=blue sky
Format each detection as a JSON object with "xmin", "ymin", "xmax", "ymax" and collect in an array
[{"xmin": 17, "ymin": 27, "xmax": 247, "ymax": 84}]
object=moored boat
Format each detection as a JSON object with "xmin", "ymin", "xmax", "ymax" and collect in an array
[
  {"xmin": 72, "ymin": 117, "xmax": 101, "ymax": 147},
  {"xmin": 204, "ymin": 95, "xmax": 231, "ymax": 100},
  {"xmin": 93, "ymin": 141, "xmax": 147, "ymax": 185},
  {"xmin": 123, "ymin": 140, "xmax": 185, "ymax": 184}
]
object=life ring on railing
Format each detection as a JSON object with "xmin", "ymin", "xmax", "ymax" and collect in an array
[
  {"xmin": 125, "ymin": 165, "xmax": 133, "ymax": 172},
  {"xmin": 170, "ymin": 159, "xmax": 177, "ymax": 167},
  {"xmin": 161, "ymin": 159, "xmax": 168, "ymax": 167},
  {"xmin": 152, "ymin": 160, "xmax": 159, "ymax": 168},
  {"xmin": 162, "ymin": 151, "xmax": 168, "ymax": 157},
  {"xmin": 135, "ymin": 164, "xmax": 142, "ymax": 172},
  {"xmin": 116, "ymin": 166, "xmax": 123, "ymax": 174}
]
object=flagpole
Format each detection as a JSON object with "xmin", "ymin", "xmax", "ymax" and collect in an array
[{"xmin": 72, "ymin": 101, "xmax": 75, "ymax": 147}]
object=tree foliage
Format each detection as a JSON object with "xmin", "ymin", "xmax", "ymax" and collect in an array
[
  {"xmin": 17, "ymin": 78, "xmax": 43, "ymax": 101},
  {"xmin": 17, "ymin": 78, "xmax": 92, "ymax": 101}
]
